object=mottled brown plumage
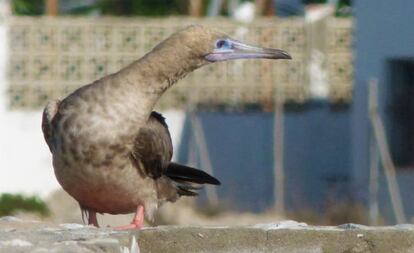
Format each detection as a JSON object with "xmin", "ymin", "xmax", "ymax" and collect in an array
[{"xmin": 42, "ymin": 25, "xmax": 290, "ymax": 228}]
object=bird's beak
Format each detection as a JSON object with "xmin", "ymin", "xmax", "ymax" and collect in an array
[{"xmin": 205, "ymin": 39, "xmax": 292, "ymax": 62}]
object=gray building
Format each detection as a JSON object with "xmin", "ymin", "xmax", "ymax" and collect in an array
[
  {"xmin": 178, "ymin": 0, "xmax": 414, "ymax": 224},
  {"xmin": 178, "ymin": 102, "xmax": 352, "ymax": 217},
  {"xmin": 352, "ymin": 0, "xmax": 414, "ymax": 223}
]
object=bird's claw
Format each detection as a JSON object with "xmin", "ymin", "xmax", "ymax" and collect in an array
[
  {"xmin": 114, "ymin": 223, "xmax": 143, "ymax": 231},
  {"xmin": 114, "ymin": 205, "xmax": 144, "ymax": 230}
]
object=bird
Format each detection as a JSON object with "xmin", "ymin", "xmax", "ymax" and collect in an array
[{"xmin": 42, "ymin": 25, "xmax": 291, "ymax": 229}]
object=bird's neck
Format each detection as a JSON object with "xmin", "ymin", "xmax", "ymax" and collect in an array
[{"xmin": 117, "ymin": 47, "xmax": 205, "ymax": 98}]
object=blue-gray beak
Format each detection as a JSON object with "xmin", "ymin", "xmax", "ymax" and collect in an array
[{"xmin": 205, "ymin": 39, "xmax": 292, "ymax": 62}]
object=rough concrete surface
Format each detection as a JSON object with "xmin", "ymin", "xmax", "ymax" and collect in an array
[{"xmin": 1, "ymin": 217, "xmax": 414, "ymax": 253}]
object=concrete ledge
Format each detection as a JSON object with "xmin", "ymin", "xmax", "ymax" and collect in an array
[{"xmin": 1, "ymin": 217, "xmax": 414, "ymax": 252}]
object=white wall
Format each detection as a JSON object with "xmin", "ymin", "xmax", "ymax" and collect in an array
[{"xmin": 0, "ymin": 20, "xmax": 61, "ymax": 197}]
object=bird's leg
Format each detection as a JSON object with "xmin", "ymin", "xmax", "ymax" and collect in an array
[
  {"xmin": 88, "ymin": 210, "xmax": 99, "ymax": 227},
  {"xmin": 114, "ymin": 205, "xmax": 145, "ymax": 230}
]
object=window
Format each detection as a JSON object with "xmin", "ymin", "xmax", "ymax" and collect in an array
[{"xmin": 387, "ymin": 59, "xmax": 414, "ymax": 169}]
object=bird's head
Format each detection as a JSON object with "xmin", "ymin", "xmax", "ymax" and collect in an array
[
  {"xmin": 151, "ymin": 25, "xmax": 291, "ymax": 69},
  {"xmin": 139, "ymin": 25, "xmax": 292, "ymax": 91}
]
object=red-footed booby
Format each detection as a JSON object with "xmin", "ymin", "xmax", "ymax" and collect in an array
[{"xmin": 42, "ymin": 25, "xmax": 291, "ymax": 229}]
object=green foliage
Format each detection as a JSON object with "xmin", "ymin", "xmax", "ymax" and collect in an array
[
  {"xmin": 335, "ymin": 0, "xmax": 352, "ymax": 17},
  {"xmin": 0, "ymin": 193, "xmax": 50, "ymax": 217},
  {"xmin": 11, "ymin": 0, "xmax": 44, "ymax": 16},
  {"xmin": 10, "ymin": 0, "xmax": 189, "ymax": 16},
  {"xmin": 302, "ymin": 0, "xmax": 352, "ymax": 17},
  {"xmin": 95, "ymin": 0, "xmax": 188, "ymax": 16},
  {"xmin": 302, "ymin": 0, "xmax": 326, "ymax": 4}
]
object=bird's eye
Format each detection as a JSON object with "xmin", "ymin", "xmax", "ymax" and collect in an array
[{"xmin": 215, "ymin": 39, "xmax": 231, "ymax": 49}]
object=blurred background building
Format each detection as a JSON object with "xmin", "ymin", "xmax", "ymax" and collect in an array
[
  {"xmin": 2, "ymin": 0, "xmax": 413, "ymax": 227},
  {"xmin": 352, "ymin": 0, "xmax": 414, "ymax": 225}
]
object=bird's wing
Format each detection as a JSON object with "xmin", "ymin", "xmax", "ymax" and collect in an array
[
  {"xmin": 132, "ymin": 111, "xmax": 173, "ymax": 179},
  {"xmin": 42, "ymin": 100, "xmax": 60, "ymax": 152}
]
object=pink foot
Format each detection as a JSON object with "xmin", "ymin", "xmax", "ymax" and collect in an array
[{"xmin": 115, "ymin": 205, "xmax": 144, "ymax": 230}]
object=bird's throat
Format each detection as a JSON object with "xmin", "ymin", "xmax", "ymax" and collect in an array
[{"xmin": 119, "ymin": 46, "xmax": 205, "ymax": 98}]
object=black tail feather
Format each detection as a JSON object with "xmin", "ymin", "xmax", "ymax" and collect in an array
[
  {"xmin": 173, "ymin": 179, "xmax": 204, "ymax": 190},
  {"xmin": 177, "ymin": 186, "xmax": 199, "ymax": 196},
  {"xmin": 165, "ymin": 162, "xmax": 221, "ymax": 186}
]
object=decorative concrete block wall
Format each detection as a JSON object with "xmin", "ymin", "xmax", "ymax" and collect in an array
[{"xmin": 6, "ymin": 17, "xmax": 352, "ymax": 109}]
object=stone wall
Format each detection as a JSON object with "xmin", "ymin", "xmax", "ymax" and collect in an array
[{"xmin": 1, "ymin": 217, "xmax": 414, "ymax": 253}]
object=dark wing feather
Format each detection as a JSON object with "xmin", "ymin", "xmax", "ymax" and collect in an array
[
  {"xmin": 42, "ymin": 100, "xmax": 60, "ymax": 152},
  {"xmin": 132, "ymin": 111, "xmax": 173, "ymax": 179},
  {"xmin": 132, "ymin": 111, "xmax": 221, "ymax": 195}
]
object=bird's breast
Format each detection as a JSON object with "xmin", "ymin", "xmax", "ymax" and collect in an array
[
  {"xmin": 48, "ymin": 78, "xmax": 164, "ymax": 214},
  {"xmin": 51, "ymin": 117, "xmax": 154, "ymax": 214}
]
